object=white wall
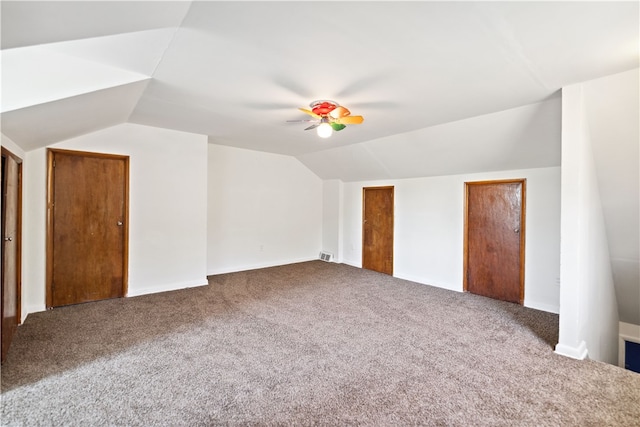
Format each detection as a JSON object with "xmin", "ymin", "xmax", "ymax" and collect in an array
[
  {"xmin": 322, "ymin": 179, "xmax": 342, "ymax": 262},
  {"xmin": 556, "ymin": 84, "xmax": 619, "ymax": 364},
  {"xmin": 340, "ymin": 166, "xmax": 561, "ymax": 313},
  {"xmin": 1, "ymin": 133, "xmax": 26, "ymax": 159},
  {"xmin": 207, "ymin": 144, "xmax": 322, "ymax": 275},
  {"xmin": 583, "ymin": 69, "xmax": 639, "ymax": 326},
  {"xmin": 21, "ymin": 123, "xmax": 209, "ymax": 317}
]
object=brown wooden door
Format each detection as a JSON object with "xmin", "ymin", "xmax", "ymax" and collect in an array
[
  {"xmin": 1, "ymin": 149, "xmax": 22, "ymax": 363},
  {"xmin": 464, "ymin": 180, "xmax": 525, "ymax": 304},
  {"xmin": 48, "ymin": 149, "xmax": 129, "ymax": 308},
  {"xmin": 362, "ymin": 186, "xmax": 394, "ymax": 275}
]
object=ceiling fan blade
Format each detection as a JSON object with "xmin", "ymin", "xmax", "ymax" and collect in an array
[
  {"xmin": 329, "ymin": 106, "xmax": 351, "ymax": 119},
  {"xmin": 335, "ymin": 115, "xmax": 364, "ymax": 125},
  {"xmin": 304, "ymin": 123, "xmax": 320, "ymax": 130},
  {"xmin": 299, "ymin": 108, "xmax": 321, "ymax": 119},
  {"xmin": 286, "ymin": 119, "xmax": 316, "ymax": 123}
]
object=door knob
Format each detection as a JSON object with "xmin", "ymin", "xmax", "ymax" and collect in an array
[
  {"xmin": 4, "ymin": 237, "xmax": 12, "ymax": 241},
  {"xmin": 117, "ymin": 221, "xmax": 123, "ymax": 226},
  {"xmin": 514, "ymin": 228, "xmax": 520, "ymax": 233}
]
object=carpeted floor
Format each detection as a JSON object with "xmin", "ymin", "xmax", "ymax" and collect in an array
[{"xmin": 2, "ymin": 261, "xmax": 639, "ymax": 426}]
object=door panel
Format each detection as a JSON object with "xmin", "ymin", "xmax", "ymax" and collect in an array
[
  {"xmin": 1, "ymin": 150, "xmax": 21, "ymax": 363},
  {"xmin": 465, "ymin": 180, "xmax": 525, "ymax": 304},
  {"xmin": 49, "ymin": 150, "xmax": 128, "ymax": 307},
  {"xmin": 362, "ymin": 186, "xmax": 394, "ymax": 275}
]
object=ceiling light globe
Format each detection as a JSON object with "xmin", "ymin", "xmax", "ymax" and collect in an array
[{"xmin": 317, "ymin": 123, "xmax": 333, "ymax": 138}]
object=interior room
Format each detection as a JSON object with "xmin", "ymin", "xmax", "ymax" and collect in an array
[{"xmin": 1, "ymin": 1, "xmax": 639, "ymax": 424}]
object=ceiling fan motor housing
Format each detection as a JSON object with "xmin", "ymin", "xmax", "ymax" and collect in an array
[{"xmin": 310, "ymin": 100, "xmax": 338, "ymax": 116}]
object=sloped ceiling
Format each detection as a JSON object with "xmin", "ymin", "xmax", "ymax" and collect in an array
[
  {"xmin": 1, "ymin": 1, "xmax": 639, "ymax": 322},
  {"xmin": 2, "ymin": 1, "xmax": 638, "ymax": 160},
  {"xmin": 298, "ymin": 98, "xmax": 561, "ymax": 180}
]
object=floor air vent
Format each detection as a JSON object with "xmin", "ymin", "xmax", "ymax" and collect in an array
[{"xmin": 319, "ymin": 251, "xmax": 333, "ymax": 262}]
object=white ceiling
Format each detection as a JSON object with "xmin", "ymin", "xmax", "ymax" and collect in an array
[
  {"xmin": 2, "ymin": 1, "xmax": 638, "ymax": 160},
  {"xmin": 1, "ymin": 2, "xmax": 639, "ymax": 322}
]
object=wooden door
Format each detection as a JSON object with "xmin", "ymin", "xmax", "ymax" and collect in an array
[
  {"xmin": 362, "ymin": 186, "xmax": 394, "ymax": 275},
  {"xmin": 47, "ymin": 149, "xmax": 129, "ymax": 308},
  {"xmin": 464, "ymin": 180, "xmax": 525, "ymax": 304},
  {"xmin": 1, "ymin": 149, "xmax": 22, "ymax": 363}
]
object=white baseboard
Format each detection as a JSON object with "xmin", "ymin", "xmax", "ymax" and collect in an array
[
  {"xmin": 392, "ymin": 272, "xmax": 462, "ymax": 292},
  {"xmin": 524, "ymin": 300, "xmax": 559, "ymax": 314},
  {"xmin": 341, "ymin": 259, "xmax": 361, "ymax": 268},
  {"xmin": 207, "ymin": 257, "xmax": 318, "ymax": 276},
  {"xmin": 22, "ymin": 304, "xmax": 46, "ymax": 322},
  {"xmin": 555, "ymin": 341, "xmax": 588, "ymax": 360},
  {"xmin": 20, "ymin": 280, "xmax": 211, "ymax": 321},
  {"xmin": 127, "ymin": 279, "xmax": 208, "ymax": 297}
]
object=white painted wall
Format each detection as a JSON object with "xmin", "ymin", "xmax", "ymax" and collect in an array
[
  {"xmin": 22, "ymin": 148, "xmax": 47, "ymax": 317},
  {"xmin": 556, "ymin": 85, "xmax": 619, "ymax": 364},
  {"xmin": 322, "ymin": 179, "xmax": 343, "ymax": 262},
  {"xmin": 21, "ymin": 123, "xmax": 209, "ymax": 318},
  {"xmin": 1, "ymin": 133, "xmax": 26, "ymax": 159},
  {"xmin": 583, "ymin": 69, "xmax": 639, "ymax": 326},
  {"xmin": 340, "ymin": 166, "xmax": 561, "ymax": 313},
  {"xmin": 207, "ymin": 144, "xmax": 322, "ymax": 275}
]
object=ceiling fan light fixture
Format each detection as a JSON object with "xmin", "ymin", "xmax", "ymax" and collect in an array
[
  {"xmin": 290, "ymin": 100, "xmax": 363, "ymax": 138},
  {"xmin": 317, "ymin": 120, "xmax": 333, "ymax": 138}
]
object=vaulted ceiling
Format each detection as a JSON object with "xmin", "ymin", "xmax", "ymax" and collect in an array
[
  {"xmin": 1, "ymin": 1, "xmax": 639, "ymax": 323},
  {"xmin": 2, "ymin": 2, "xmax": 637, "ymax": 162}
]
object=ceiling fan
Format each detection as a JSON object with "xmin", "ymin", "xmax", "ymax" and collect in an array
[{"xmin": 288, "ymin": 100, "xmax": 364, "ymax": 138}]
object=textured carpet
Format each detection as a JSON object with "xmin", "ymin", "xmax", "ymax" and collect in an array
[{"xmin": 2, "ymin": 261, "xmax": 639, "ymax": 426}]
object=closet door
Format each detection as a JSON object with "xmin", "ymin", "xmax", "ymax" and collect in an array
[
  {"xmin": 2, "ymin": 149, "xmax": 22, "ymax": 363},
  {"xmin": 48, "ymin": 149, "xmax": 129, "ymax": 307},
  {"xmin": 362, "ymin": 186, "xmax": 394, "ymax": 276},
  {"xmin": 465, "ymin": 180, "xmax": 525, "ymax": 304}
]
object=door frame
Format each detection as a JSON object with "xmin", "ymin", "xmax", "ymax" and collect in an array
[
  {"xmin": 463, "ymin": 179, "xmax": 526, "ymax": 304},
  {"xmin": 1, "ymin": 147, "xmax": 23, "ymax": 329},
  {"xmin": 362, "ymin": 185, "xmax": 394, "ymax": 275},
  {"xmin": 46, "ymin": 148, "xmax": 130, "ymax": 308}
]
